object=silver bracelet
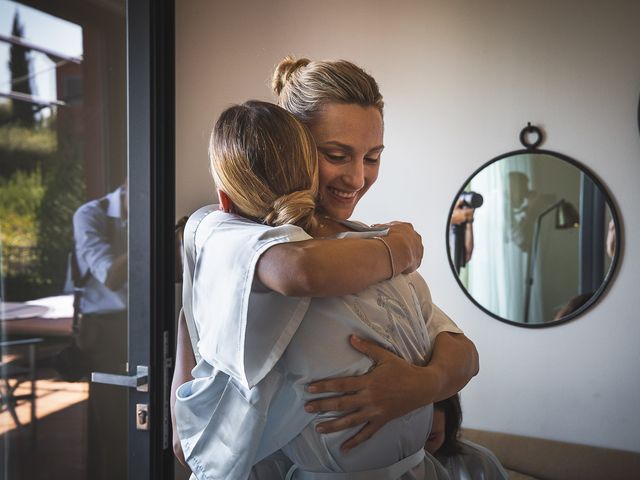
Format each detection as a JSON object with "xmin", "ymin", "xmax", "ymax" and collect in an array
[{"xmin": 373, "ymin": 236, "xmax": 396, "ymax": 280}]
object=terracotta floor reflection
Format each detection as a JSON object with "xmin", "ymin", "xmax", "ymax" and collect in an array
[
  {"xmin": 0, "ymin": 377, "xmax": 88, "ymax": 434},
  {"xmin": 0, "ymin": 368, "xmax": 88, "ymax": 480}
]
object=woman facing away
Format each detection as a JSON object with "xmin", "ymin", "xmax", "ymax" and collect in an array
[
  {"xmin": 172, "ymin": 57, "xmax": 479, "ymax": 476},
  {"xmin": 176, "ymin": 99, "xmax": 460, "ymax": 479}
]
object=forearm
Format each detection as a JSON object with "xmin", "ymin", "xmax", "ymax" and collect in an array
[
  {"xmin": 171, "ymin": 309, "xmax": 196, "ymax": 466},
  {"xmin": 256, "ymin": 220, "xmax": 423, "ymax": 297},
  {"xmin": 105, "ymin": 254, "xmax": 128, "ymax": 290},
  {"xmin": 419, "ymin": 332, "xmax": 479, "ymax": 403},
  {"xmin": 257, "ymin": 237, "xmax": 397, "ymax": 297},
  {"xmin": 302, "ymin": 332, "xmax": 478, "ymax": 449},
  {"xmin": 334, "ymin": 332, "xmax": 479, "ymax": 418}
]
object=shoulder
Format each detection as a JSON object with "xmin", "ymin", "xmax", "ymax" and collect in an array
[
  {"xmin": 202, "ymin": 211, "xmax": 310, "ymax": 239},
  {"xmin": 334, "ymin": 218, "xmax": 388, "ymax": 239},
  {"xmin": 457, "ymin": 439, "xmax": 509, "ymax": 478},
  {"xmin": 340, "ymin": 219, "xmax": 370, "ymax": 229},
  {"xmin": 194, "ymin": 211, "xmax": 311, "ymax": 258},
  {"xmin": 459, "ymin": 438, "xmax": 500, "ymax": 460},
  {"xmin": 73, "ymin": 198, "xmax": 106, "ymax": 226}
]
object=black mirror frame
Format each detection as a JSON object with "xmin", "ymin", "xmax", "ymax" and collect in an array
[{"xmin": 446, "ymin": 129, "xmax": 622, "ymax": 328}]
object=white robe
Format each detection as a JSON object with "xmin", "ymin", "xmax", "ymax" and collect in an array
[
  {"xmin": 176, "ymin": 207, "xmax": 462, "ymax": 480},
  {"xmin": 436, "ymin": 439, "xmax": 509, "ymax": 480}
]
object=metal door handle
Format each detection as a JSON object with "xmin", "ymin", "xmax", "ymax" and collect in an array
[{"xmin": 91, "ymin": 365, "xmax": 148, "ymax": 392}]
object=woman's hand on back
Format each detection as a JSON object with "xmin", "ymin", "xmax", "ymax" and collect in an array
[
  {"xmin": 303, "ymin": 335, "xmax": 434, "ymax": 452},
  {"xmin": 303, "ymin": 332, "xmax": 479, "ymax": 452}
]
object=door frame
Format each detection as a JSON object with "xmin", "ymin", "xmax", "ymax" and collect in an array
[{"xmin": 128, "ymin": 0, "xmax": 175, "ymax": 478}]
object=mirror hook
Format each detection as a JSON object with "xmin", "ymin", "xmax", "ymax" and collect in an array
[{"xmin": 519, "ymin": 122, "xmax": 544, "ymax": 149}]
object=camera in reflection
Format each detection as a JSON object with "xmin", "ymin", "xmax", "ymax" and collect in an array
[
  {"xmin": 451, "ymin": 191, "xmax": 483, "ymax": 273},
  {"xmin": 459, "ymin": 191, "xmax": 484, "ymax": 209}
]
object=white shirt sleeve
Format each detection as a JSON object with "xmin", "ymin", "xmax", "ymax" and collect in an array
[
  {"xmin": 73, "ymin": 202, "xmax": 114, "ymax": 284},
  {"xmin": 188, "ymin": 211, "xmax": 313, "ymax": 389},
  {"xmin": 407, "ymin": 271, "xmax": 463, "ymax": 340}
]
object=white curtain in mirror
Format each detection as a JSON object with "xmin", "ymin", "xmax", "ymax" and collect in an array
[{"xmin": 463, "ymin": 155, "xmax": 536, "ymax": 322}]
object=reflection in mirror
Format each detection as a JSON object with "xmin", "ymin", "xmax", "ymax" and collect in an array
[{"xmin": 448, "ymin": 150, "xmax": 620, "ymax": 327}]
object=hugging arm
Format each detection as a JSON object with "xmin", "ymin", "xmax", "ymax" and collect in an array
[
  {"xmin": 304, "ymin": 333, "xmax": 479, "ymax": 451},
  {"xmin": 171, "ymin": 221, "xmax": 423, "ymax": 462},
  {"xmin": 256, "ymin": 221, "xmax": 423, "ymax": 296},
  {"xmin": 303, "ymin": 283, "xmax": 479, "ymax": 451},
  {"xmin": 303, "ymin": 333, "xmax": 478, "ymax": 451},
  {"xmin": 172, "ymin": 329, "xmax": 479, "ymax": 459}
]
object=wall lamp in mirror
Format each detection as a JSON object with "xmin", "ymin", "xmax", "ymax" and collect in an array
[{"xmin": 447, "ymin": 123, "xmax": 621, "ymax": 327}]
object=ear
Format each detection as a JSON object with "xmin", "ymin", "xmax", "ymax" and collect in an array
[{"xmin": 218, "ymin": 190, "xmax": 235, "ymax": 213}]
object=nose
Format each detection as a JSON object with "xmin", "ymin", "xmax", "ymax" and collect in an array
[{"xmin": 342, "ymin": 159, "xmax": 366, "ymax": 190}]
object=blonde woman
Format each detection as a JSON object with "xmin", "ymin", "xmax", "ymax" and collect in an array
[
  {"xmin": 175, "ymin": 100, "xmax": 459, "ymax": 479},
  {"xmin": 173, "ymin": 58, "xmax": 479, "ymax": 477}
]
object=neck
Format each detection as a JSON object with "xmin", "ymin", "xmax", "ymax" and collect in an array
[{"xmin": 311, "ymin": 215, "xmax": 348, "ymax": 238}]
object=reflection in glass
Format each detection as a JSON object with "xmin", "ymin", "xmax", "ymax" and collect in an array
[
  {"xmin": 0, "ymin": 1, "xmax": 125, "ymax": 478},
  {"xmin": 448, "ymin": 153, "xmax": 619, "ymax": 326}
]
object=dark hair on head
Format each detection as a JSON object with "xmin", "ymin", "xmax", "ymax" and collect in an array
[
  {"xmin": 554, "ymin": 292, "xmax": 594, "ymax": 320},
  {"xmin": 434, "ymin": 393, "xmax": 464, "ymax": 457}
]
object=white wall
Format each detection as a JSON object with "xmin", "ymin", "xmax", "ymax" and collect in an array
[{"xmin": 176, "ymin": 0, "xmax": 640, "ymax": 453}]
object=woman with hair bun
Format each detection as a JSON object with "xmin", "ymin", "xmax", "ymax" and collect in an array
[
  {"xmin": 272, "ymin": 56, "xmax": 477, "ymax": 447},
  {"xmin": 272, "ymin": 58, "xmax": 477, "ymax": 446},
  {"xmin": 173, "ymin": 57, "xmax": 479, "ymax": 479},
  {"xmin": 175, "ymin": 99, "xmax": 454, "ymax": 479}
]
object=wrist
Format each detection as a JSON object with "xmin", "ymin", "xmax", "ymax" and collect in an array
[
  {"xmin": 416, "ymin": 364, "xmax": 445, "ymax": 405},
  {"xmin": 373, "ymin": 236, "xmax": 396, "ymax": 279},
  {"xmin": 383, "ymin": 235, "xmax": 411, "ymax": 275}
]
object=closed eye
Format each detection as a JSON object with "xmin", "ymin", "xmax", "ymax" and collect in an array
[
  {"xmin": 323, "ymin": 152, "xmax": 348, "ymax": 162},
  {"xmin": 365, "ymin": 156, "xmax": 380, "ymax": 165}
]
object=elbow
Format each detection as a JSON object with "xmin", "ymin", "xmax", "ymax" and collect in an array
[
  {"xmin": 262, "ymin": 245, "xmax": 322, "ymax": 297},
  {"xmin": 270, "ymin": 268, "xmax": 317, "ymax": 297},
  {"xmin": 448, "ymin": 332, "xmax": 480, "ymax": 380},
  {"xmin": 104, "ymin": 270, "xmax": 124, "ymax": 291},
  {"xmin": 472, "ymin": 349, "xmax": 480, "ymax": 377},
  {"xmin": 466, "ymin": 336, "xmax": 480, "ymax": 377},
  {"xmin": 104, "ymin": 274, "xmax": 118, "ymax": 291},
  {"xmin": 104, "ymin": 255, "xmax": 127, "ymax": 291}
]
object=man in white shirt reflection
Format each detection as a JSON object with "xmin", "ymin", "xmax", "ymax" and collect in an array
[{"xmin": 72, "ymin": 182, "xmax": 127, "ymax": 480}]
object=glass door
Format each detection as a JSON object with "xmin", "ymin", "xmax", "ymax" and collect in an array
[{"xmin": 0, "ymin": 0, "xmax": 175, "ymax": 478}]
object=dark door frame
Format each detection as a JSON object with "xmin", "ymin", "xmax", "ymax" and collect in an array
[{"xmin": 128, "ymin": 0, "xmax": 175, "ymax": 478}]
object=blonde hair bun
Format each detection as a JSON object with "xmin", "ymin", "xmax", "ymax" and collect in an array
[
  {"xmin": 265, "ymin": 190, "xmax": 317, "ymax": 231},
  {"xmin": 209, "ymin": 101, "xmax": 319, "ymax": 232},
  {"xmin": 272, "ymin": 57, "xmax": 384, "ymax": 126},
  {"xmin": 272, "ymin": 56, "xmax": 311, "ymax": 95}
]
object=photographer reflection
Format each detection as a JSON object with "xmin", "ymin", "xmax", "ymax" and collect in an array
[
  {"xmin": 450, "ymin": 192, "xmax": 483, "ymax": 273},
  {"xmin": 73, "ymin": 182, "xmax": 128, "ymax": 480}
]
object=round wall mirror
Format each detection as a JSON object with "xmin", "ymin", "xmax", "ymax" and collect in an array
[{"xmin": 447, "ymin": 124, "xmax": 621, "ymax": 327}]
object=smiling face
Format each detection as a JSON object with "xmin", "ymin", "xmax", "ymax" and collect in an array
[{"xmin": 309, "ymin": 103, "xmax": 384, "ymax": 220}]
